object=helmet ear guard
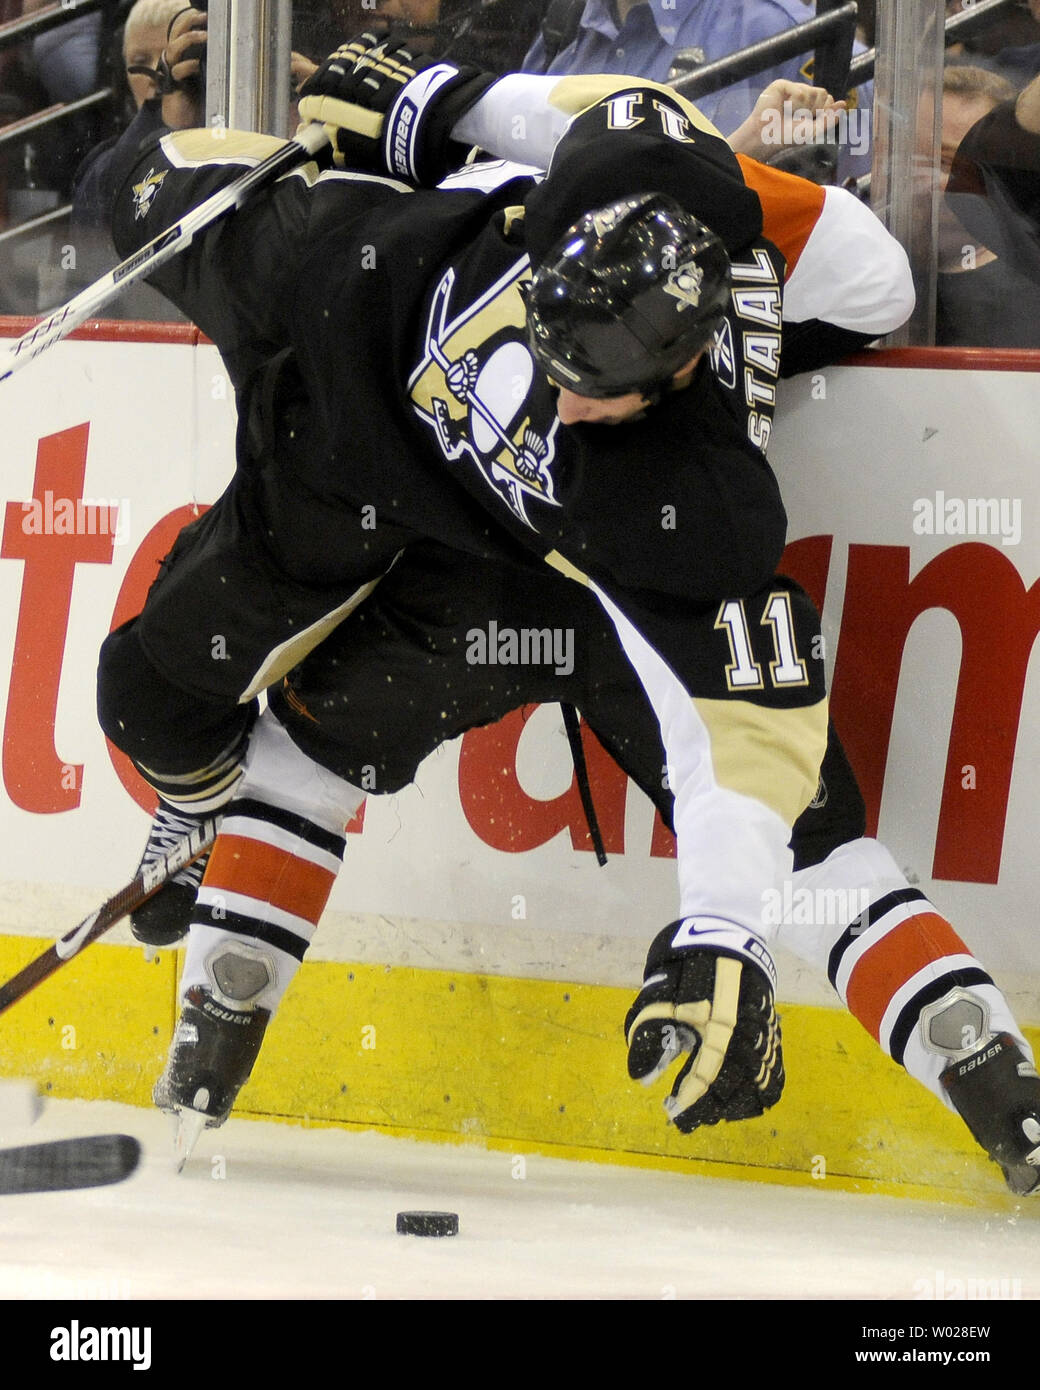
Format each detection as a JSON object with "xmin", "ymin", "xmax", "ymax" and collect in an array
[{"xmin": 525, "ymin": 192, "xmax": 732, "ymax": 401}]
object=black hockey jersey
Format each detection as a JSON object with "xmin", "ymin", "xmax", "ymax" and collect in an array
[{"xmin": 109, "ymin": 88, "xmax": 787, "ymax": 606}]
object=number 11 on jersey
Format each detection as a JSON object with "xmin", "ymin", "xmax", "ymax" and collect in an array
[{"xmin": 715, "ymin": 592, "xmax": 810, "ymax": 692}]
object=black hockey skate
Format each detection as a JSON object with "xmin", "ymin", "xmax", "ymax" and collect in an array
[
  {"xmin": 131, "ymin": 802, "xmax": 214, "ymax": 947},
  {"xmin": 154, "ymin": 986, "xmax": 271, "ymax": 1169},
  {"xmin": 942, "ymin": 1033, "xmax": 1040, "ymax": 1196}
]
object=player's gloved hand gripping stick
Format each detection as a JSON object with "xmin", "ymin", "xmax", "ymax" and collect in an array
[{"xmin": 0, "ymin": 121, "xmax": 330, "ymax": 384}]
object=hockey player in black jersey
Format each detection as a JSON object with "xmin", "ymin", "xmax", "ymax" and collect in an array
[
  {"xmin": 95, "ymin": 37, "xmax": 1040, "ymax": 1191},
  {"xmin": 101, "ymin": 47, "xmax": 807, "ymax": 1101}
]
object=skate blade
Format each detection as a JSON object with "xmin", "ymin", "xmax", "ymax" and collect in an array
[{"xmin": 172, "ymin": 1108, "xmax": 208, "ymax": 1173}]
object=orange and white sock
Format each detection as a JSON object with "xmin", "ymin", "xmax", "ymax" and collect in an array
[
  {"xmin": 778, "ymin": 838, "xmax": 1032, "ymax": 1106},
  {"xmin": 179, "ymin": 710, "xmax": 364, "ymax": 1011}
]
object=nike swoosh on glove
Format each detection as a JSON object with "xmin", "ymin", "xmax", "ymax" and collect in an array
[{"xmin": 625, "ymin": 923, "xmax": 784, "ymax": 1132}]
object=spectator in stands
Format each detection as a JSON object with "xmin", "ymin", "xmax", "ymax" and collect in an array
[
  {"xmin": 523, "ymin": 1, "xmax": 871, "ymax": 185},
  {"xmin": 936, "ymin": 63, "xmax": 1040, "ymax": 346},
  {"xmin": 57, "ymin": 2, "xmax": 319, "ymax": 317},
  {"xmin": 25, "ymin": 0, "xmax": 103, "ymax": 104},
  {"xmin": 121, "ymin": 0, "xmax": 181, "ymax": 111},
  {"xmin": 939, "ymin": 65, "xmax": 1017, "ymax": 189},
  {"xmin": 373, "ymin": 0, "xmax": 546, "ymax": 72},
  {"xmin": 4, "ymin": 0, "xmax": 122, "ymax": 200},
  {"xmin": 946, "ymin": 0, "xmax": 1040, "ymax": 88},
  {"xmin": 73, "ymin": 3, "xmax": 317, "ymax": 229},
  {"xmin": 71, "ymin": 0, "xmax": 185, "ymax": 235},
  {"xmin": 523, "ymin": 0, "xmax": 855, "ymax": 139},
  {"xmin": 63, "ymin": 2, "xmax": 314, "ymax": 318}
]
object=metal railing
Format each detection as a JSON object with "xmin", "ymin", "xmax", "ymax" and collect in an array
[
  {"xmin": 0, "ymin": 0, "xmax": 121, "ymax": 311},
  {"xmin": 0, "ymin": 199, "xmax": 71, "ymax": 245},
  {"xmin": 672, "ymin": 2, "xmax": 860, "ymax": 102},
  {"xmin": 0, "ymin": 88, "xmax": 114, "ymax": 157},
  {"xmin": 0, "ymin": 0, "xmax": 109, "ymax": 51},
  {"xmin": 667, "ymin": 0, "xmax": 1021, "ymax": 113},
  {"xmin": 849, "ymin": 0, "xmax": 1020, "ymax": 87},
  {"xmin": 0, "ymin": 0, "xmax": 120, "ymax": 171}
]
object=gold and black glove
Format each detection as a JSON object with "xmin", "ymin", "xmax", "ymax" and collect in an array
[
  {"xmin": 626, "ymin": 922, "xmax": 784, "ymax": 1132},
  {"xmin": 297, "ymin": 31, "xmax": 496, "ymax": 185}
]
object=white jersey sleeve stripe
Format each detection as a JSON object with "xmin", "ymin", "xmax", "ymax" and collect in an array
[{"xmin": 784, "ymin": 185, "xmax": 915, "ymax": 336}]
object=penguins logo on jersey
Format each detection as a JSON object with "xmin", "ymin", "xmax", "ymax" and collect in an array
[
  {"xmin": 131, "ymin": 168, "xmax": 166, "ymax": 221},
  {"xmin": 409, "ymin": 263, "xmax": 561, "ymax": 530}
]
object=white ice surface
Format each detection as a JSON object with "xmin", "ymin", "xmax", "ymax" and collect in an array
[{"xmin": 2, "ymin": 1098, "xmax": 1040, "ymax": 1309}]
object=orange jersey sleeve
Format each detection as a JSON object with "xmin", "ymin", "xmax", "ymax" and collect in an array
[{"xmin": 735, "ymin": 154, "xmax": 826, "ymax": 280}]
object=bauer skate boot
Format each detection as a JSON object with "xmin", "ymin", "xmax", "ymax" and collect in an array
[
  {"xmin": 155, "ymin": 982, "xmax": 272, "ymax": 1170},
  {"xmin": 924, "ymin": 990, "xmax": 1040, "ymax": 1196},
  {"xmin": 130, "ymin": 802, "xmax": 215, "ymax": 947}
]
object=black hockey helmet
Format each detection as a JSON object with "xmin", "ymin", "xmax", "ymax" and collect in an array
[{"xmin": 525, "ymin": 192, "xmax": 731, "ymax": 400}]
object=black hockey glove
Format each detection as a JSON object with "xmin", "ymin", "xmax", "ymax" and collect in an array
[
  {"xmin": 297, "ymin": 31, "xmax": 496, "ymax": 185},
  {"xmin": 626, "ymin": 922, "xmax": 784, "ymax": 1132}
]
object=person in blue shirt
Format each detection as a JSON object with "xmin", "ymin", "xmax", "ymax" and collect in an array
[{"xmin": 524, "ymin": 0, "xmax": 838, "ymax": 136}]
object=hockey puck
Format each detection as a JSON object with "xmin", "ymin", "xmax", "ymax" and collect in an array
[{"xmin": 396, "ymin": 1210, "xmax": 459, "ymax": 1237}]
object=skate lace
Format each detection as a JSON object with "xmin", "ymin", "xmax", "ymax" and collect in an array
[{"xmin": 142, "ymin": 805, "xmax": 212, "ymax": 889}]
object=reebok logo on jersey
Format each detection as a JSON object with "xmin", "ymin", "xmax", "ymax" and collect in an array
[{"xmin": 709, "ymin": 319, "xmax": 736, "ymax": 390}]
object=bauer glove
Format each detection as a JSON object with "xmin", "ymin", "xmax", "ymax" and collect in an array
[
  {"xmin": 626, "ymin": 921, "xmax": 784, "ymax": 1132},
  {"xmin": 297, "ymin": 31, "xmax": 496, "ymax": 185}
]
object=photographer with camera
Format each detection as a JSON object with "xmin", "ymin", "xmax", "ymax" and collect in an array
[{"xmin": 72, "ymin": 4, "xmax": 316, "ymax": 235}]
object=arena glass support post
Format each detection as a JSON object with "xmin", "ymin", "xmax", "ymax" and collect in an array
[
  {"xmin": 204, "ymin": 0, "xmax": 294, "ymax": 140},
  {"xmin": 870, "ymin": 0, "xmax": 945, "ymax": 346}
]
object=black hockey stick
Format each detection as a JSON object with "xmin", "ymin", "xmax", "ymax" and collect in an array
[
  {"xmin": 0, "ymin": 121, "xmax": 330, "ymax": 383},
  {"xmin": 0, "ymin": 816, "xmax": 218, "ymax": 1017},
  {"xmin": 0, "ymin": 1134, "xmax": 141, "ymax": 1194}
]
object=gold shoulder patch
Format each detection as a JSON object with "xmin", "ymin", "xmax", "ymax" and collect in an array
[{"xmin": 164, "ymin": 127, "xmax": 291, "ymax": 168}]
